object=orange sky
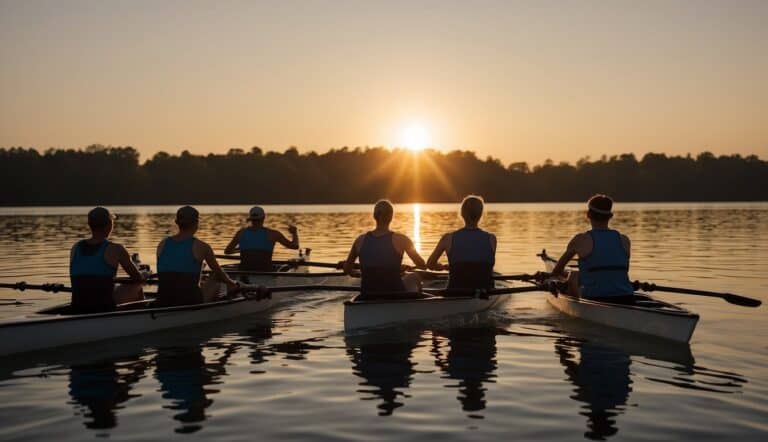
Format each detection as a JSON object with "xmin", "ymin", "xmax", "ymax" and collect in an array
[{"xmin": 1, "ymin": 0, "xmax": 766, "ymax": 165}]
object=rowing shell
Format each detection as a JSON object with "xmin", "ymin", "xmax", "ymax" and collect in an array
[
  {"xmin": 0, "ymin": 261, "xmax": 309, "ymax": 357},
  {"xmin": 540, "ymin": 251, "xmax": 699, "ymax": 343},
  {"xmin": 343, "ymin": 280, "xmax": 513, "ymax": 331},
  {"xmin": 0, "ymin": 293, "xmax": 275, "ymax": 357}
]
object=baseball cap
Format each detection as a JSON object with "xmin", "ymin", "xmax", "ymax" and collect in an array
[{"xmin": 248, "ymin": 206, "xmax": 265, "ymax": 220}]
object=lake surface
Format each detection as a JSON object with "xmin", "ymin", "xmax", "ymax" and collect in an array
[{"xmin": 0, "ymin": 202, "xmax": 766, "ymax": 440}]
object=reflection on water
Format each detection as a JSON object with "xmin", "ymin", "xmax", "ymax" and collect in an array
[
  {"xmin": 432, "ymin": 327, "xmax": 498, "ymax": 418},
  {"xmin": 68, "ymin": 356, "xmax": 150, "ymax": 430},
  {"xmin": 0, "ymin": 203, "xmax": 765, "ymax": 439},
  {"xmin": 345, "ymin": 330, "xmax": 422, "ymax": 416},
  {"xmin": 555, "ymin": 338, "xmax": 632, "ymax": 440}
]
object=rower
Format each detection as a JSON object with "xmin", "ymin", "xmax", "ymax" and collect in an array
[
  {"xmin": 551, "ymin": 194, "xmax": 634, "ymax": 303},
  {"xmin": 69, "ymin": 207, "xmax": 145, "ymax": 313},
  {"xmin": 427, "ymin": 195, "xmax": 497, "ymax": 293},
  {"xmin": 343, "ymin": 199, "xmax": 426, "ymax": 298},
  {"xmin": 156, "ymin": 206, "xmax": 239, "ymax": 307},
  {"xmin": 223, "ymin": 206, "xmax": 299, "ymax": 271}
]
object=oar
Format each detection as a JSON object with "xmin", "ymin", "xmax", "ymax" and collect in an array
[
  {"xmin": 215, "ymin": 255, "xmax": 354, "ymax": 270},
  {"xmin": 206, "ymin": 270, "xmax": 347, "ymax": 278},
  {"xmin": 633, "ymin": 281, "xmax": 761, "ymax": 308},
  {"xmin": 493, "ymin": 273, "xmax": 550, "ymax": 282},
  {"xmin": 0, "ymin": 282, "xmax": 72, "ymax": 293}
]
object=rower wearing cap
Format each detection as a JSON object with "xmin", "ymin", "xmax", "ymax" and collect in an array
[
  {"xmin": 69, "ymin": 207, "xmax": 145, "ymax": 313},
  {"xmin": 343, "ymin": 199, "xmax": 426, "ymax": 298},
  {"xmin": 427, "ymin": 195, "xmax": 497, "ymax": 292},
  {"xmin": 223, "ymin": 206, "xmax": 299, "ymax": 271},
  {"xmin": 156, "ymin": 206, "xmax": 239, "ymax": 307},
  {"xmin": 551, "ymin": 194, "xmax": 634, "ymax": 302}
]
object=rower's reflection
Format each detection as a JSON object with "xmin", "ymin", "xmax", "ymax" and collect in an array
[
  {"xmin": 432, "ymin": 327, "xmax": 498, "ymax": 417},
  {"xmin": 345, "ymin": 330, "xmax": 422, "ymax": 416},
  {"xmin": 68, "ymin": 355, "xmax": 150, "ymax": 430},
  {"xmin": 155, "ymin": 343, "xmax": 235, "ymax": 434},
  {"xmin": 555, "ymin": 337, "xmax": 631, "ymax": 440}
]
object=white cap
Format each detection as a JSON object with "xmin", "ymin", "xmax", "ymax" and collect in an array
[{"xmin": 248, "ymin": 206, "xmax": 265, "ymax": 220}]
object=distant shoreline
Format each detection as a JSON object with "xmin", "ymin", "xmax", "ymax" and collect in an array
[{"xmin": 2, "ymin": 146, "xmax": 766, "ymax": 205}]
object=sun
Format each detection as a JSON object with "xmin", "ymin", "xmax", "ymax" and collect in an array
[{"xmin": 400, "ymin": 124, "xmax": 430, "ymax": 152}]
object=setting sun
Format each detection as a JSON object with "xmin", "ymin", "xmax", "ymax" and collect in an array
[{"xmin": 400, "ymin": 124, "xmax": 430, "ymax": 152}]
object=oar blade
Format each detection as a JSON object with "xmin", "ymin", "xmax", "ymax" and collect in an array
[{"xmin": 724, "ymin": 293, "xmax": 762, "ymax": 308}]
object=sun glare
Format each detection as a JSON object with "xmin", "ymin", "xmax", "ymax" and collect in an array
[{"xmin": 400, "ymin": 124, "xmax": 430, "ymax": 152}]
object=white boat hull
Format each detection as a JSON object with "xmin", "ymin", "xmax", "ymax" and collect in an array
[
  {"xmin": 539, "ymin": 250, "xmax": 699, "ymax": 342},
  {"xmin": 344, "ymin": 287, "xmax": 511, "ymax": 331},
  {"xmin": 546, "ymin": 293, "xmax": 699, "ymax": 343},
  {"xmin": 0, "ymin": 295, "xmax": 274, "ymax": 356}
]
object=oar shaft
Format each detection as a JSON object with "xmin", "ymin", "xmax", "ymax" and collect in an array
[{"xmin": 634, "ymin": 281, "xmax": 761, "ymax": 307}]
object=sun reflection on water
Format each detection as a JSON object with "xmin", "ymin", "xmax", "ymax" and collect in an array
[{"xmin": 412, "ymin": 203, "xmax": 422, "ymax": 253}]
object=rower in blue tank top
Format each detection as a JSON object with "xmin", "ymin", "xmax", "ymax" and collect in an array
[
  {"xmin": 157, "ymin": 206, "xmax": 239, "ymax": 307},
  {"xmin": 69, "ymin": 207, "xmax": 145, "ymax": 313},
  {"xmin": 224, "ymin": 206, "xmax": 299, "ymax": 271},
  {"xmin": 551, "ymin": 194, "xmax": 634, "ymax": 302},
  {"xmin": 428, "ymin": 195, "xmax": 497, "ymax": 292},
  {"xmin": 343, "ymin": 200, "xmax": 427, "ymax": 299}
]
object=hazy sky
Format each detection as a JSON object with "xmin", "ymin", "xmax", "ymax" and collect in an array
[{"xmin": 1, "ymin": 0, "xmax": 766, "ymax": 165}]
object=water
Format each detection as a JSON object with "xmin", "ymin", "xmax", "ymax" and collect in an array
[{"xmin": 0, "ymin": 203, "xmax": 766, "ymax": 440}]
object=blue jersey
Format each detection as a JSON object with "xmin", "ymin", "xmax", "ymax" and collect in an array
[
  {"xmin": 578, "ymin": 229, "xmax": 634, "ymax": 298},
  {"xmin": 239, "ymin": 228, "xmax": 275, "ymax": 271},
  {"xmin": 359, "ymin": 232, "xmax": 405, "ymax": 294},
  {"xmin": 447, "ymin": 228, "xmax": 495, "ymax": 290},
  {"xmin": 69, "ymin": 240, "xmax": 117, "ymax": 313},
  {"xmin": 157, "ymin": 237, "xmax": 204, "ymax": 307}
]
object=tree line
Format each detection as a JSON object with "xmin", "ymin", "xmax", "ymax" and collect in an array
[{"xmin": 1, "ymin": 145, "xmax": 766, "ymax": 205}]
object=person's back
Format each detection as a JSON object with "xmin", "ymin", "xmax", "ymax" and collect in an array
[
  {"xmin": 577, "ymin": 228, "xmax": 633, "ymax": 298},
  {"xmin": 551, "ymin": 194, "xmax": 634, "ymax": 301},
  {"xmin": 224, "ymin": 206, "xmax": 299, "ymax": 271},
  {"xmin": 427, "ymin": 195, "xmax": 497, "ymax": 292},
  {"xmin": 447, "ymin": 227, "xmax": 495, "ymax": 290},
  {"xmin": 69, "ymin": 206, "xmax": 145, "ymax": 313},
  {"xmin": 157, "ymin": 235, "xmax": 203, "ymax": 307},
  {"xmin": 344, "ymin": 200, "xmax": 426, "ymax": 298},
  {"xmin": 70, "ymin": 238, "xmax": 117, "ymax": 313},
  {"xmin": 157, "ymin": 206, "xmax": 239, "ymax": 307},
  {"xmin": 239, "ymin": 227, "xmax": 274, "ymax": 271},
  {"xmin": 359, "ymin": 230, "xmax": 406, "ymax": 294}
]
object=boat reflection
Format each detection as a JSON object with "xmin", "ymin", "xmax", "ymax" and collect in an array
[
  {"xmin": 555, "ymin": 337, "xmax": 632, "ymax": 440},
  {"xmin": 68, "ymin": 355, "xmax": 151, "ymax": 430},
  {"xmin": 431, "ymin": 327, "xmax": 498, "ymax": 418},
  {"xmin": 345, "ymin": 329, "xmax": 423, "ymax": 416},
  {"xmin": 552, "ymin": 326, "xmax": 747, "ymax": 440}
]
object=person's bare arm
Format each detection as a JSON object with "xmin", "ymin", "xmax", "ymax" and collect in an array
[
  {"xmin": 113, "ymin": 244, "xmax": 144, "ymax": 282},
  {"xmin": 224, "ymin": 229, "xmax": 244, "ymax": 255},
  {"xmin": 552, "ymin": 235, "xmax": 580, "ymax": 277},
  {"xmin": 343, "ymin": 236, "xmax": 362, "ymax": 275},
  {"xmin": 271, "ymin": 226, "xmax": 299, "ymax": 250},
  {"xmin": 199, "ymin": 241, "xmax": 238, "ymax": 289},
  {"xmin": 621, "ymin": 234, "xmax": 631, "ymax": 258},
  {"xmin": 426, "ymin": 234, "xmax": 450, "ymax": 271},
  {"xmin": 401, "ymin": 235, "xmax": 426, "ymax": 269}
]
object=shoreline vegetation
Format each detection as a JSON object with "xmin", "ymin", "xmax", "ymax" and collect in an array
[{"xmin": 1, "ymin": 145, "xmax": 766, "ymax": 205}]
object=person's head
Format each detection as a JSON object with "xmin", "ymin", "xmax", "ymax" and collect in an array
[
  {"xmin": 460, "ymin": 195, "xmax": 484, "ymax": 225},
  {"xmin": 586, "ymin": 194, "xmax": 614, "ymax": 224},
  {"xmin": 373, "ymin": 199, "xmax": 394, "ymax": 225},
  {"xmin": 175, "ymin": 205, "xmax": 200, "ymax": 233},
  {"xmin": 247, "ymin": 206, "xmax": 265, "ymax": 225},
  {"xmin": 87, "ymin": 206, "xmax": 115, "ymax": 236}
]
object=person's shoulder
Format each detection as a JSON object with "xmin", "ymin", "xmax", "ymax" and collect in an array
[
  {"xmin": 570, "ymin": 232, "xmax": 591, "ymax": 244},
  {"xmin": 106, "ymin": 241, "xmax": 127, "ymax": 253}
]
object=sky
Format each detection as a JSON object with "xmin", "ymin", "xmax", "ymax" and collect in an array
[{"xmin": 1, "ymin": 0, "xmax": 766, "ymax": 165}]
